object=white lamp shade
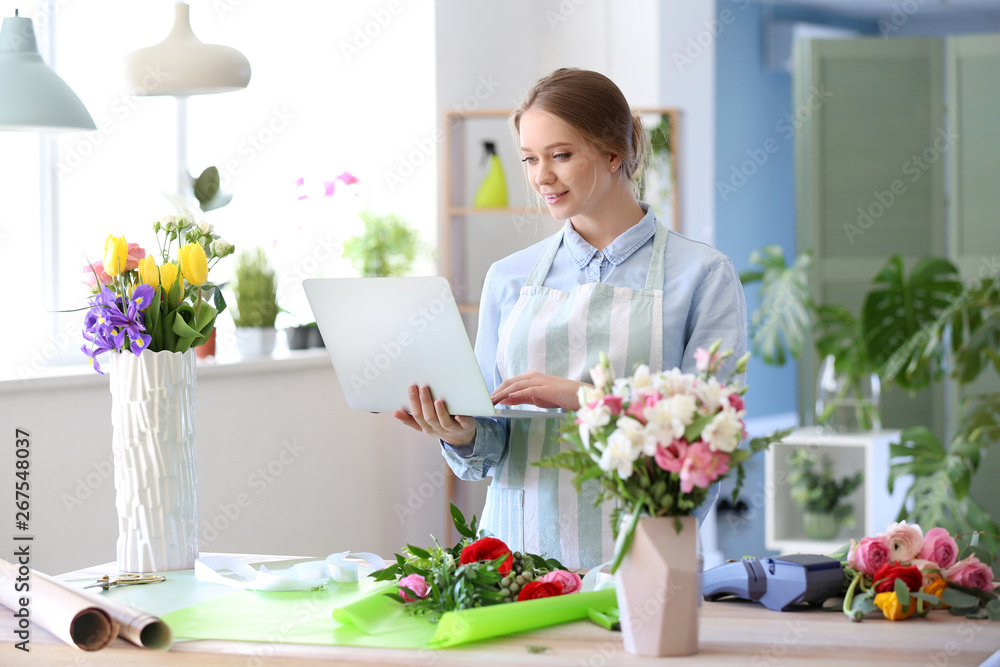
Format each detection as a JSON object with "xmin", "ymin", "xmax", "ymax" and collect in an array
[
  {"xmin": 0, "ymin": 14, "xmax": 96, "ymax": 132},
  {"xmin": 125, "ymin": 3, "xmax": 251, "ymax": 96}
]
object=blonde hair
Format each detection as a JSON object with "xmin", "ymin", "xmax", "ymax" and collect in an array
[{"xmin": 512, "ymin": 68, "xmax": 647, "ymax": 185}]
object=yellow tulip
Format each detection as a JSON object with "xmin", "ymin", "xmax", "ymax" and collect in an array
[
  {"xmin": 873, "ymin": 592, "xmax": 916, "ymax": 621},
  {"xmin": 178, "ymin": 243, "xmax": 208, "ymax": 286},
  {"xmin": 159, "ymin": 263, "xmax": 180, "ymax": 293},
  {"xmin": 103, "ymin": 235, "xmax": 128, "ymax": 276},
  {"xmin": 138, "ymin": 255, "xmax": 159, "ymax": 287}
]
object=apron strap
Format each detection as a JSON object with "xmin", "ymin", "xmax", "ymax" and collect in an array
[
  {"xmin": 525, "ymin": 230, "xmax": 564, "ymax": 287},
  {"xmin": 643, "ymin": 222, "xmax": 669, "ymax": 290}
]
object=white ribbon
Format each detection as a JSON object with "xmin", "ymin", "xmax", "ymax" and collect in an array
[
  {"xmin": 194, "ymin": 552, "xmax": 385, "ymax": 592},
  {"xmin": 580, "ymin": 559, "xmax": 615, "ymax": 593}
]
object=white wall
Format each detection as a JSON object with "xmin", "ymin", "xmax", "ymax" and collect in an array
[{"xmin": 0, "ymin": 355, "xmax": 449, "ymax": 575}]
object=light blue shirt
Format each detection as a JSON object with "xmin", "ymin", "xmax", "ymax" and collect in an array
[{"xmin": 442, "ymin": 205, "xmax": 748, "ymax": 480}]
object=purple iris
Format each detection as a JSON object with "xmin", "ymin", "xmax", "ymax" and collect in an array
[{"xmin": 81, "ymin": 284, "xmax": 155, "ymax": 373}]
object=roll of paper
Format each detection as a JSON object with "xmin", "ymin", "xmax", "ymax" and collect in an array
[{"xmin": 0, "ymin": 558, "xmax": 116, "ymax": 651}]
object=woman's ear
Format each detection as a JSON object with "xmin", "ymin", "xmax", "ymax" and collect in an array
[{"xmin": 609, "ymin": 155, "xmax": 621, "ymax": 173}]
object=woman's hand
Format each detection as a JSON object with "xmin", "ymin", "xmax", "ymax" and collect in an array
[
  {"xmin": 393, "ymin": 385, "xmax": 477, "ymax": 446},
  {"xmin": 491, "ymin": 372, "xmax": 587, "ymax": 411}
]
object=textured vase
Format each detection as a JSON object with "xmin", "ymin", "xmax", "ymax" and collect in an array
[
  {"xmin": 615, "ymin": 515, "xmax": 700, "ymax": 657},
  {"xmin": 109, "ymin": 349, "xmax": 198, "ymax": 573}
]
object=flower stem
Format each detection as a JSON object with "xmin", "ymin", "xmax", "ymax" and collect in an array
[{"xmin": 842, "ymin": 570, "xmax": 864, "ymax": 622}]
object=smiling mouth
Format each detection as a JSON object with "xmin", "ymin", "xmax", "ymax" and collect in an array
[{"xmin": 543, "ymin": 191, "xmax": 568, "ymax": 203}]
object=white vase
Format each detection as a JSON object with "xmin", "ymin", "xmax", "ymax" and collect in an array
[
  {"xmin": 615, "ymin": 515, "xmax": 700, "ymax": 657},
  {"xmin": 109, "ymin": 350, "xmax": 199, "ymax": 573},
  {"xmin": 234, "ymin": 326, "xmax": 276, "ymax": 357}
]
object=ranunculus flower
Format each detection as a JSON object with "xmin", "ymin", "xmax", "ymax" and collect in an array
[
  {"xmin": 517, "ymin": 580, "xmax": 563, "ymax": 601},
  {"xmin": 178, "ymin": 242, "xmax": 208, "ymax": 286},
  {"xmin": 538, "ymin": 570, "xmax": 582, "ymax": 595},
  {"xmin": 918, "ymin": 527, "xmax": 958, "ymax": 570},
  {"xmin": 924, "ymin": 577, "xmax": 949, "ymax": 608},
  {"xmin": 883, "ymin": 521, "xmax": 924, "ymax": 562},
  {"xmin": 873, "ymin": 591, "xmax": 916, "ymax": 621},
  {"xmin": 83, "ymin": 261, "xmax": 113, "ymax": 288},
  {"xmin": 848, "ymin": 535, "xmax": 892, "ymax": 577},
  {"xmin": 103, "ymin": 235, "xmax": 129, "ymax": 276},
  {"xmin": 946, "ymin": 555, "xmax": 998, "ymax": 592},
  {"xmin": 459, "ymin": 537, "xmax": 512, "ymax": 575},
  {"xmin": 872, "ymin": 562, "xmax": 923, "ymax": 594},
  {"xmin": 398, "ymin": 573, "xmax": 429, "ymax": 602},
  {"xmin": 124, "ymin": 243, "xmax": 146, "ymax": 271}
]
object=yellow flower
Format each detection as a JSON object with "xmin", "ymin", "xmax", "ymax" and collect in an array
[
  {"xmin": 159, "ymin": 263, "xmax": 180, "ymax": 293},
  {"xmin": 138, "ymin": 255, "xmax": 159, "ymax": 287},
  {"xmin": 103, "ymin": 235, "xmax": 128, "ymax": 276},
  {"xmin": 924, "ymin": 578, "xmax": 950, "ymax": 609},
  {"xmin": 874, "ymin": 592, "xmax": 916, "ymax": 620},
  {"xmin": 177, "ymin": 243, "xmax": 208, "ymax": 286}
]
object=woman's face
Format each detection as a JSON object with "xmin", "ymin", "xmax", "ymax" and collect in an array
[{"xmin": 518, "ymin": 108, "xmax": 617, "ymax": 222}]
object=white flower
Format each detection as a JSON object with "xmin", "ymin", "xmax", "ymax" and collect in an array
[
  {"xmin": 630, "ymin": 365, "xmax": 652, "ymax": 390},
  {"xmin": 162, "ymin": 215, "xmax": 179, "ymax": 232},
  {"xmin": 591, "ymin": 363, "xmax": 610, "ymax": 391},
  {"xmin": 598, "ymin": 429, "xmax": 638, "ymax": 479},
  {"xmin": 645, "ymin": 394, "xmax": 697, "ymax": 442},
  {"xmin": 614, "ymin": 416, "xmax": 657, "ymax": 456},
  {"xmin": 576, "ymin": 403, "xmax": 611, "ymax": 432},
  {"xmin": 198, "ymin": 221, "xmax": 215, "ymax": 236},
  {"xmin": 578, "ymin": 384, "xmax": 604, "ymax": 407},
  {"xmin": 653, "ymin": 368, "xmax": 697, "ymax": 397},
  {"xmin": 695, "ymin": 377, "xmax": 728, "ymax": 416},
  {"xmin": 701, "ymin": 408, "xmax": 744, "ymax": 453}
]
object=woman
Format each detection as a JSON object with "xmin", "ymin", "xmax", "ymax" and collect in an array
[{"xmin": 394, "ymin": 68, "xmax": 746, "ymax": 568}]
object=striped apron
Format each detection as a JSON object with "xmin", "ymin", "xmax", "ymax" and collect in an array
[{"xmin": 481, "ymin": 222, "xmax": 667, "ymax": 568}]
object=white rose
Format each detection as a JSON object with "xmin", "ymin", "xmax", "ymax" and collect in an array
[
  {"xmin": 198, "ymin": 221, "xmax": 214, "ymax": 236},
  {"xmin": 701, "ymin": 408, "xmax": 744, "ymax": 453}
]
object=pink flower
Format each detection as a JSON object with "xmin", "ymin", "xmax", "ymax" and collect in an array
[
  {"xmin": 847, "ymin": 535, "xmax": 892, "ymax": 577},
  {"xmin": 726, "ymin": 393, "xmax": 745, "ymax": 412},
  {"xmin": 398, "ymin": 573, "xmax": 429, "ymax": 602},
  {"xmin": 82, "ymin": 261, "xmax": 113, "ymax": 288},
  {"xmin": 679, "ymin": 441, "xmax": 730, "ymax": 494},
  {"xmin": 910, "ymin": 558, "xmax": 941, "ymax": 587},
  {"xmin": 694, "ymin": 348, "xmax": 720, "ymax": 373},
  {"xmin": 602, "ymin": 395, "xmax": 623, "ymax": 416},
  {"xmin": 538, "ymin": 570, "xmax": 582, "ymax": 595},
  {"xmin": 946, "ymin": 556, "xmax": 998, "ymax": 592},
  {"xmin": 124, "ymin": 243, "xmax": 146, "ymax": 271},
  {"xmin": 654, "ymin": 439, "xmax": 687, "ymax": 473},
  {"xmin": 882, "ymin": 521, "xmax": 924, "ymax": 562},
  {"xmin": 918, "ymin": 527, "xmax": 958, "ymax": 570}
]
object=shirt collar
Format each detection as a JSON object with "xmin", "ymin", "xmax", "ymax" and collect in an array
[{"xmin": 562, "ymin": 203, "xmax": 657, "ymax": 269}]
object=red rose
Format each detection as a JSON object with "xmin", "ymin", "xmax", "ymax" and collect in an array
[
  {"xmin": 517, "ymin": 581, "xmax": 563, "ymax": 601},
  {"xmin": 459, "ymin": 537, "xmax": 512, "ymax": 574},
  {"xmin": 873, "ymin": 562, "xmax": 923, "ymax": 594}
]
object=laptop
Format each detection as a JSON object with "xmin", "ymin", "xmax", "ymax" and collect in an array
[{"xmin": 303, "ymin": 277, "xmax": 567, "ymax": 419}]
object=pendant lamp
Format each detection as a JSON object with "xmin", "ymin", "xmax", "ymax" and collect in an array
[
  {"xmin": 125, "ymin": 2, "xmax": 251, "ymax": 96},
  {"xmin": 0, "ymin": 10, "xmax": 96, "ymax": 132}
]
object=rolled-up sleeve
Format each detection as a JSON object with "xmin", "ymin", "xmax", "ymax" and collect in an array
[{"xmin": 439, "ymin": 264, "xmax": 509, "ymax": 480}]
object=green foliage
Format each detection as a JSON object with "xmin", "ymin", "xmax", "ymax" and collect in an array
[
  {"xmin": 739, "ymin": 246, "xmax": 813, "ymax": 366},
  {"xmin": 786, "ymin": 448, "xmax": 862, "ymax": 519},
  {"xmin": 232, "ymin": 247, "xmax": 279, "ymax": 328},
  {"xmin": 342, "ymin": 210, "xmax": 419, "ymax": 277},
  {"xmin": 370, "ymin": 503, "xmax": 564, "ymax": 622}
]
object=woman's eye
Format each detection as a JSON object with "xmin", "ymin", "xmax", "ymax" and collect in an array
[
  {"xmin": 521, "ymin": 156, "xmax": 537, "ymax": 165},
  {"xmin": 554, "ymin": 153, "xmax": 570, "ymax": 160}
]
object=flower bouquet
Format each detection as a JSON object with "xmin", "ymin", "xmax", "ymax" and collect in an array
[
  {"xmin": 82, "ymin": 215, "xmax": 234, "ymax": 373},
  {"xmin": 535, "ymin": 341, "xmax": 790, "ymax": 656},
  {"xmin": 839, "ymin": 521, "xmax": 1000, "ymax": 622},
  {"xmin": 371, "ymin": 504, "xmax": 582, "ymax": 623}
]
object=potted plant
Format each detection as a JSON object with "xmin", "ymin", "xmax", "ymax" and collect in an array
[
  {"xmin": 342, "ymin": 209, "xmax": 419, "ymax": 277},
  {"xmin": 786, "ymin": 448, "xmax": 863, "ymax": 540},
  {"xmin": 232, "ymin": 247, "xmax": 279, "ymax": 357}
]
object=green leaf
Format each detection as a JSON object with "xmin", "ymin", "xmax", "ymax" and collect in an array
[
  {"xmin": 406, "ymin": 544, "xmax": 431, "ymax": 560},
  {"xmin": 742, "ymin": 246, "xmax": 813, "ymax": 366},
  {"xmin": 942, "ymin": 588, "xmax": 980, "ymax": 609},
  {"xmin": 450, "ymin": 504, "xmax": 476, "ymax": 539},
  {"xmin": 893, "ymin": 578, "xmax": 910, "ymax": 607},
  {"xmin": 684, "ymin": 413, "xmax": 713, "ymax": 443}
]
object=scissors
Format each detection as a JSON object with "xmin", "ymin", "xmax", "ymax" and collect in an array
[{"xmin": 84, "ymin": 573, "xmax": 166, "ymax": 590}]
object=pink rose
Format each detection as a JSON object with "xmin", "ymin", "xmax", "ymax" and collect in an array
[
  {"xmin": 398, "ymin": 573, "xmax": 429, "ymax": 602},
  {"xmin": 124, "ymin": 243, "xmax": 146, "ymax": 271},
  {"xmin": 602, "ymin": 395, "xmax": 623, "ymax": 416},
  {"xmin": 82, "ymin": 260, "xmax": 113, "ymax": 288},
  {"xmin": 918, "ymin": 527, "xmax": 958, "ymax": 570},
  {"xmin": 882, "ymin": 521, "xmax": 924, "ymax": 562},
  {"xmin": 654, "ymin": 439, "xmax": 687, "ymax": 474},
  {"xmin": 946, "ymin": 556, "xmax": 998, "ymax": 592},
  {"xmin": 539, "ymin": 570, "xmax": 582, "ymax": 595},
  {"xmin": 848, "ymin": 535, "xmax": 892, "ymax": 577}
]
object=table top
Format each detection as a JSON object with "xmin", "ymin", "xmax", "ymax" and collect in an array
[{"xmin": 2, "ymin": 555, "xmax": 999, "ymax": 667}]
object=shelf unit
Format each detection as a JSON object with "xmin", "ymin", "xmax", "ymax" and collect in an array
[{"xmin": 765, "ymin": 427, "xmax": 909, "ymax": 554}]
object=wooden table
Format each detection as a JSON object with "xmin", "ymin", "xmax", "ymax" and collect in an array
[{"xmin": 2, "ymin": 556, "xmax": 998, "ymax": 666}]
